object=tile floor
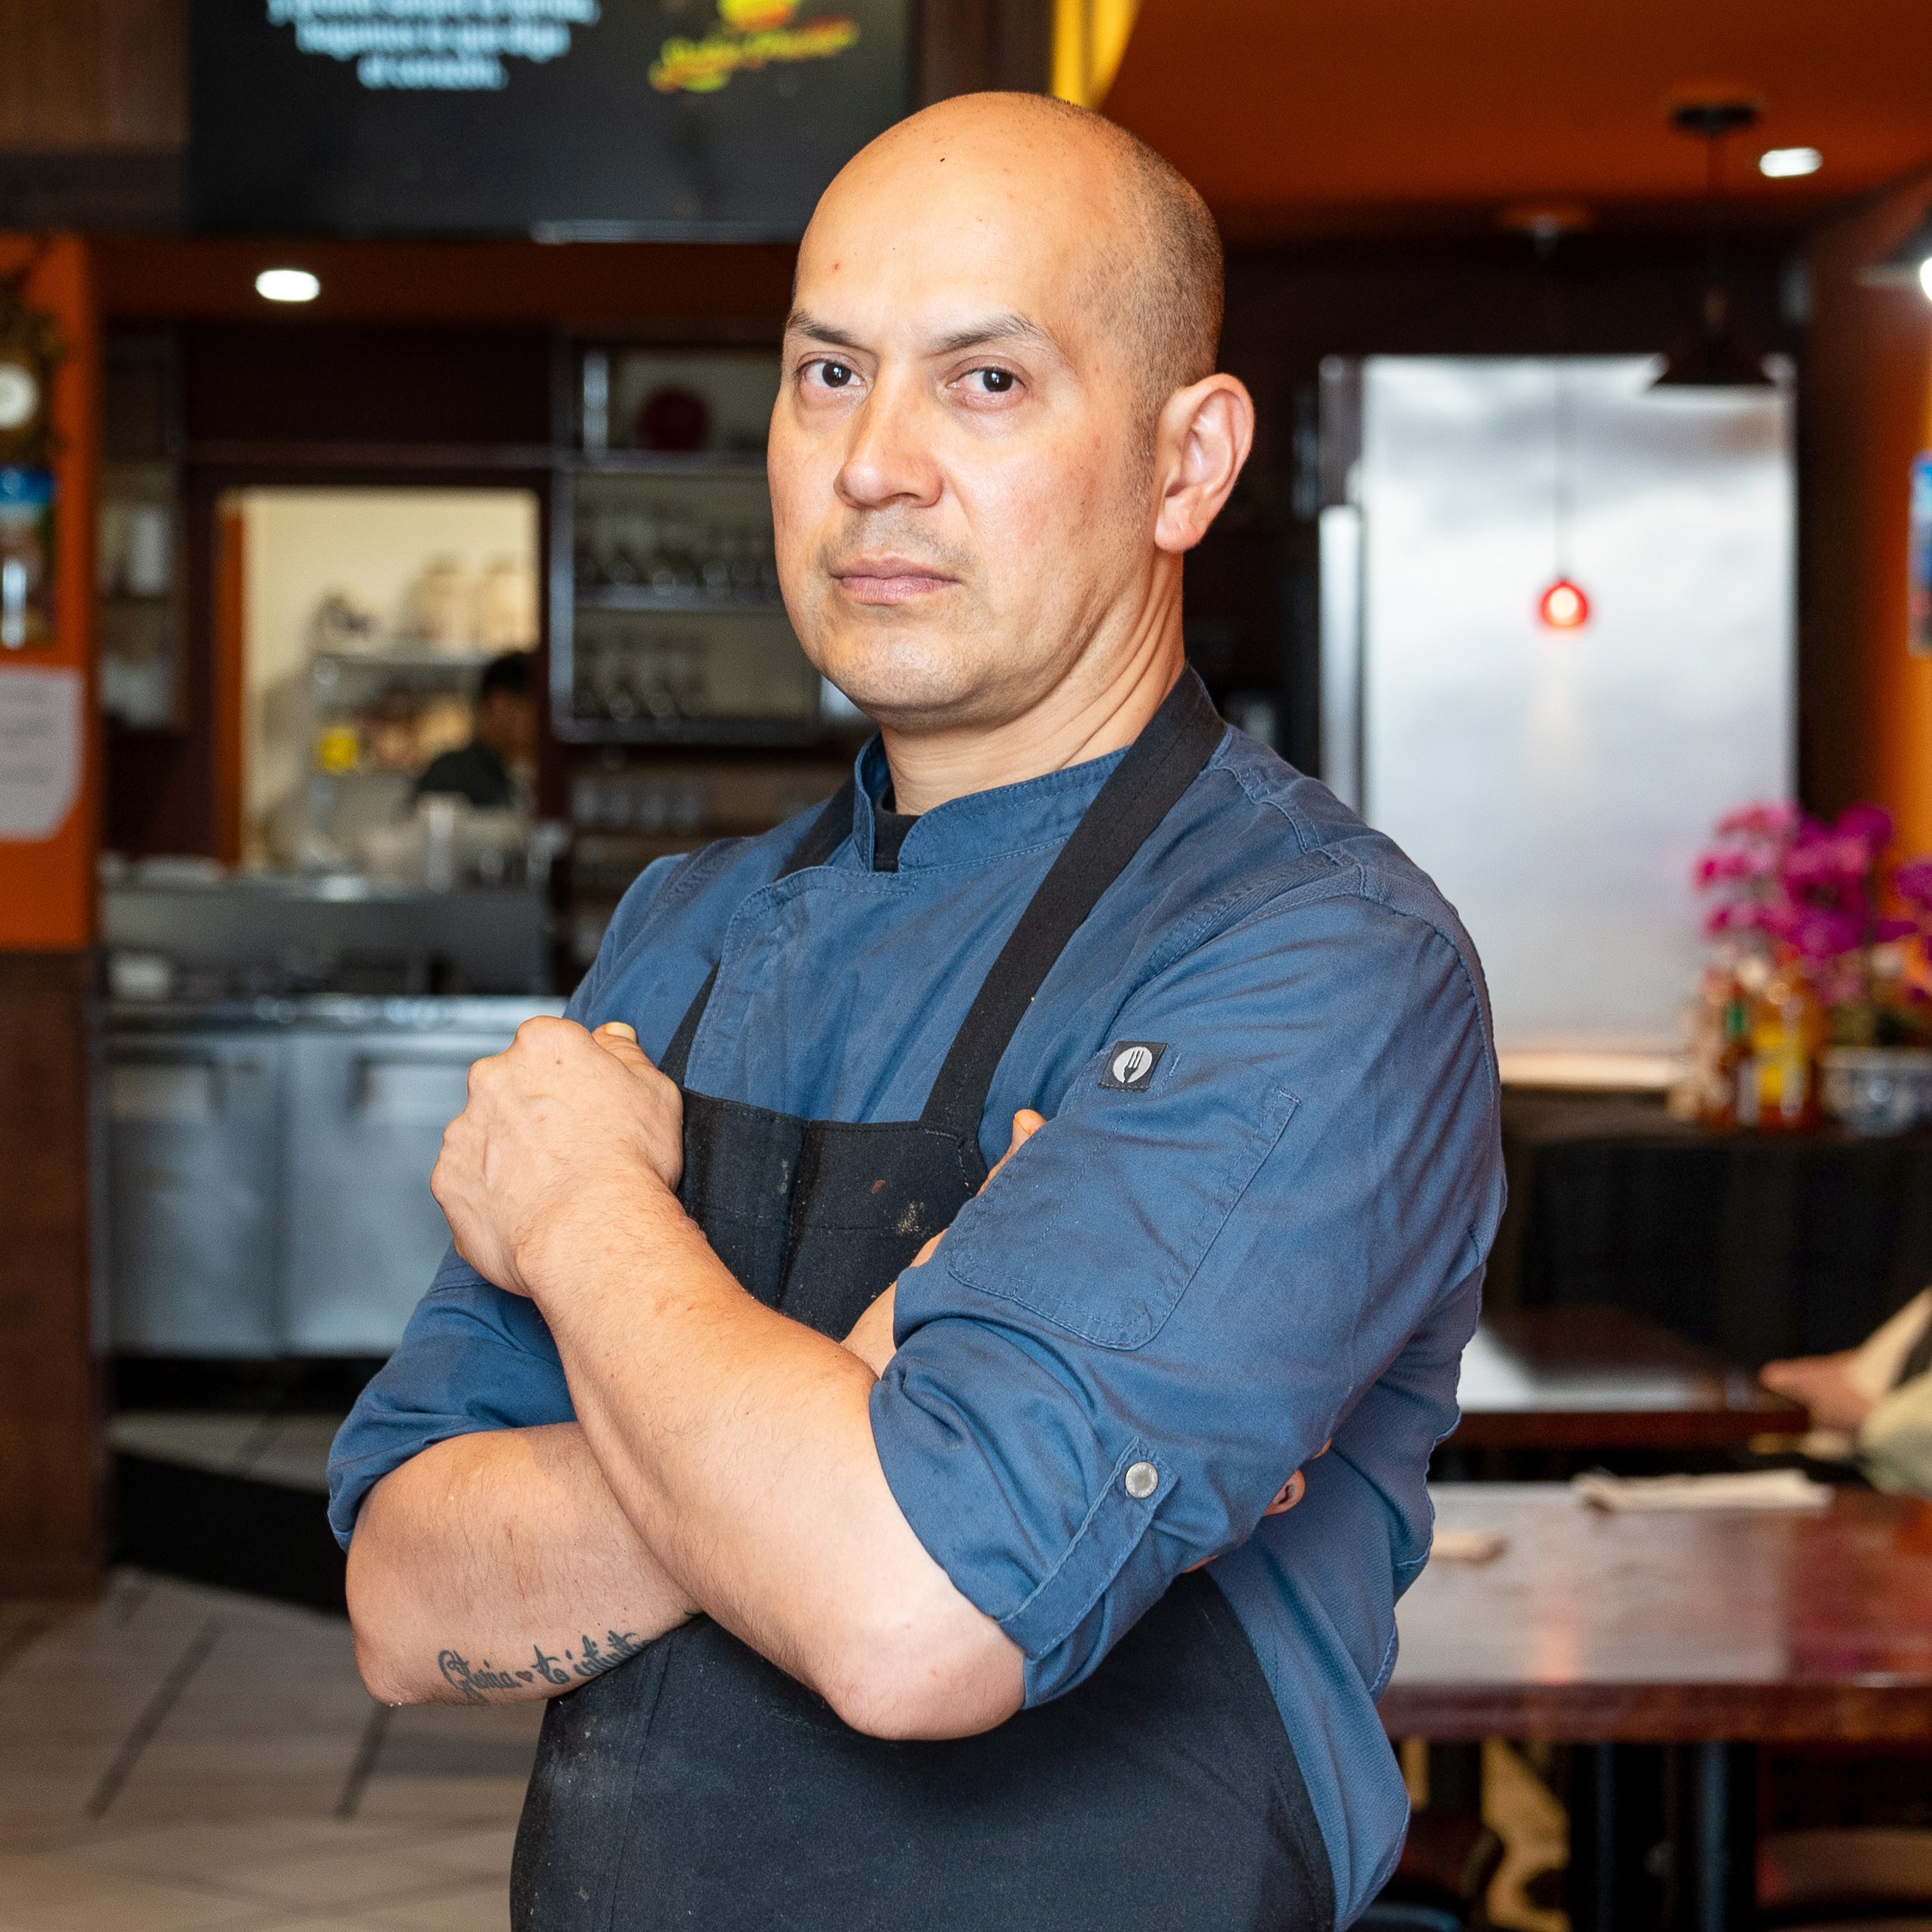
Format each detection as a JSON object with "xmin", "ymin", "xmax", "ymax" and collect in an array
[
  {"xmin": 8, "ymin": 1447, "xmax": 1572, "ymax": 1930},
  {"xmin": 0, "ymin": 1571, "xmax": 540, "ymax": 1932},
  {"xmin": 109, "ymin": 1414, "xmax": 340, "ymax": 1495}
]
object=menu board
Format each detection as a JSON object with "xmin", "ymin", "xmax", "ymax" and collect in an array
[{"xmin": 189, "ymin": 1, "xmax": 911, "ymax": 239}]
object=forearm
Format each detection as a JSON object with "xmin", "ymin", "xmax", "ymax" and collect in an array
[
  {"xmin": 346, "ymin": 1422, "xmax": 697, "ymax": 1705},
  {"xmin": 531, "ymin": 1182, "xmax": 1023, "ymax": 1738}
]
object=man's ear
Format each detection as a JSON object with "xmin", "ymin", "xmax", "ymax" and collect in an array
[{"xmin": 1152, "ymin": 373, "xmax": 1255, "ymax": 557}]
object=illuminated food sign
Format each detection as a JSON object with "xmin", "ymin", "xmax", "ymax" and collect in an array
[{"xmin": 190, "ymin": 0, "xmax": 906, "ymax": 238}]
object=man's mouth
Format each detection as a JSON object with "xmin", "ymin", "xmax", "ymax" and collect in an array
[{"xmin": 827, "ymin": 556, "xmax": 958, "ymax": 605}]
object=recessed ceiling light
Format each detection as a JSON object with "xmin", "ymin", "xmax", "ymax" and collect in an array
[
  {"xmin": 1759, "ymin": 148, "xmax": 1822, "ymax": 179},
  {"xmin": 255, "ymin": 268, "xmax": 320, "ymax": 303}
]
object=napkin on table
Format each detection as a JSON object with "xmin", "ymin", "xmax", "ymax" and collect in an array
[{"xmin": 1571, "ymin": 1469, "xmax": 1831, "ymax": 1513}]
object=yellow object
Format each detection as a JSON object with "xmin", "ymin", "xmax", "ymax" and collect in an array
[
  {"xmin": 651, "ymin": 5, "xmax": 858, "ymax": 94},
  {"xmin": 718, "ymin": 0, "xmax": 797, "ymax": 28},
  {"xmin": 1053, "ymin": 0, "xmax": 1141, "ymax": 108},
  {"xmin": 1745, "ymin": 964, "xmax": 1824, "ymax": 1132},
  {"xmin": 315, "ymin": 724, "xmax": 360, "ymax": 774}
]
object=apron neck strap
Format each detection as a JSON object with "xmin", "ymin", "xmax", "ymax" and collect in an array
[
  {"xmin": 656, "ymin": 674, "xmax": 1227, "ymax": 1123},
  {"xmin": 918, "ymin": 672, "xmax": 1226, "ymax": 1144},
  {"xmin": 658, "ymin": 777, "xmax": 858, "ymax": 1085}
]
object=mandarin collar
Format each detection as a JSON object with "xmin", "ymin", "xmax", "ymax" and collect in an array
[{"xmin": 849, "ymin": 733, "xmax": 1128, "ymax": 871}]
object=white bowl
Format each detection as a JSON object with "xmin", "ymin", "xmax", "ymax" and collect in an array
[{"xmin": 1820, "ymin": 1047, "xmax": 1932, "ymax": 1135}]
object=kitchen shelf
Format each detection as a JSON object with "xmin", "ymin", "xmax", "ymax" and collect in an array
[
  {"xmin": 566, "ymin": 450, "xmax": 769, "ymax": 477},
  {"xmin": 312, "ymin": 649, "xmax": 493, "ymax": 677},
  {"xmin": 574, "ymin": 587, "xmax": 784, "ymax": 613},
  {"xmin": 551, "ymin": 712, "xmax": 836, "ymax": 748}
]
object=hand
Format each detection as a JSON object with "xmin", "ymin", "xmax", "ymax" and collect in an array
[
  {"xmin": 1760, "ymin": 1351, "xmax": 1874, "ymax": 1434},
  {"xmin": 431, "ymin": 1016, "xmax": 684, "ymax": 1299},
  {"xmin": 843, "ymin": 1109, "xmax": 1045, "ymax": 1375}
]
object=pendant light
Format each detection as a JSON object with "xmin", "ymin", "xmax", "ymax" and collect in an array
[
  {"xmin": 1504, "ymin": 206, "xmax": 1597, "ymax": 630},
  {"xmin": 1537, "ymin": 358, "xmax": 1589, "ymax": 629},
  {"xmin": 1653, "ymin": 100, "xmax": 1775, "ymax": 388}
]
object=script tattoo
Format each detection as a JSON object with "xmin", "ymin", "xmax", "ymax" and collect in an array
[
  {"xmin": 437, "ymin": 1630, "xmax": 648, "ymax": 1705},
  {"xmin": 437, "ymin": 1650, "xmax": 535, "ymax": 1704}
]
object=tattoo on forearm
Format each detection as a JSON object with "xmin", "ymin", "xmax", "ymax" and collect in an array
[{"xmin": 437, "ymin": 1629, "xmax": 649, "ymax": 1705}]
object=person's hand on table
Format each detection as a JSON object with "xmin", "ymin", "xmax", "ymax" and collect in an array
[{"xmin": 1760, "ymin": 1351, "xmax": 1875, "ymax": 1434}]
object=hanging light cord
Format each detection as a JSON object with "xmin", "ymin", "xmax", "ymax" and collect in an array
[
  {"xmin": 1703, "ymin": 130, "xmax": 1731, "ymax": 341},
  {"xmin": 1552, "ymin": 359, "xmax": 1574, "ymax": 578}
]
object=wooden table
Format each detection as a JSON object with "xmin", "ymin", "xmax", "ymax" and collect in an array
[
  {"xmin": 1382, "ymin": 1484, "xmax": 1932, "ymax": 1930},
  {"xmin": 1446, "ymin": 1306, "xmax": 1806, "ymax": 1453}
]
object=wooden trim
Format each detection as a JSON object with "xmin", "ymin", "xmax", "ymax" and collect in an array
[
  {"xmin": 1381, "ymin": 1681, "xmax": 1932, "ymax": 1747},
  {"xmin": 0, "ymin": 951, "xmax": 102, "ymax": 1603},
  {"xmin": 185, "ymin": 440, "xmax": 559, "ymax": 474},
  {"xmin": 918, "ymin": 0, "xmax": 1053, "ymax": 103},
  {"xmin": 210, "ymin": 502, "xmax": 243, "ymax": 867}
]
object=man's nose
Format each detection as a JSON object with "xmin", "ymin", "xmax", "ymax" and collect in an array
[{"xmin": 834, "ymin": 373, "xmax": 943, "ymax": 513}]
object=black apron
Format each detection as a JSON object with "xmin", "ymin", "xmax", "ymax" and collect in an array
[{"xmin": 511, "ymin": 676, "xmax": 1334, "ymax": 1932}]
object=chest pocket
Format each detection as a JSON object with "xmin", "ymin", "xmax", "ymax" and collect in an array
[{"xmin": 937, "ymin": 1047, "xmax": 1300, "ymax": 1351}]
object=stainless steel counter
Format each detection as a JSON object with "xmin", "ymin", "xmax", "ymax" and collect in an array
[
  {"xmin": 106, "ymin": 995, "xmax": 565, "ymax": 1358},
  {"xmin": 104, "ymin": 876, "xmax": 553, "ymax": 1001}
]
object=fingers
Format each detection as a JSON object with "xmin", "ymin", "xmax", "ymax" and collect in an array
[
  {"xmin": 984, "ymin": 1108, "xmax": 1047, "ymax": 1189},
  {"xmin": 1263, "ymin": 1469, "xmax": 1307, "ymax": 1516},
  {"xmin": 593, "ymin": 1020, "xmax": 667, "ymax": 1082}
]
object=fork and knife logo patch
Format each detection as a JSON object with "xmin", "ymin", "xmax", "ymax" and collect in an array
[{"xmin": 1099, "ymin": 1041, "xmax": 1168, "ymax": 1092}]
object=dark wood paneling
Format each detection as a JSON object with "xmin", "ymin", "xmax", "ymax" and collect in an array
[
  {"xmin": 100, "ymin": 239, "xmax": 801, "ymax": 328},
  {"xmin": 917, "ymin": 0, "xmax": 1052, "ymax": 102},
  {"xmin": 0, "ymin": 0, "xmax": 186, "ymax": 154},
  {"xmin": 183, "ymin": 325, "xmax": 554, "ymax": 449},
  {"xmin": 0, "ymin": 952, "xmax": 103, "ymax": 1599}
]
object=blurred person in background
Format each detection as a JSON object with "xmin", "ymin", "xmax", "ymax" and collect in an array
[
  {"xmin": 1763, "ymin": 1292, "xmax": 1932, "ymax": 1495},
  {"xmin": 416, "ymin": 649, "xmax": 537, "ymax": 810}
]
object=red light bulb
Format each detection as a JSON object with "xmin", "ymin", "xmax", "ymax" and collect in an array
[{"xmin": 1538, "ymin": 577, "xmax": 1590, "ymax": 629}]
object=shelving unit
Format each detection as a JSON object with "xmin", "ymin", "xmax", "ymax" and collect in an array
[
  {"xmin": 550, "ymin": 347, "xmax": 837, "ymax": 745},
  {"xmin": 99, "ymin": 336, "xmax": 185, "ymax": 730}
]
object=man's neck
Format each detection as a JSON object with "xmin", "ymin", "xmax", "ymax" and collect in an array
[{"xmin": 879, "ymin": 620, "xmax": 1186, "ymax": 817}]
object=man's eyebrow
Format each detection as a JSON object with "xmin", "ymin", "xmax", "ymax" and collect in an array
[
  {"xmin": 928, "ymin": 312, "xmax": 1060, "ymax": 358},
  {"xmin": 782, "ymin": 307, "xmax": 1063, "ymax": 360},
  {"xmin": 784, "ymin": 309, "xmax": 866, "ymax": 352}
]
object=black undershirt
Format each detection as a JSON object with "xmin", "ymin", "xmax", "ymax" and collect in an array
[{"xmin": 872, "ymin": 803, "xmax": 919, "ymax": 872}]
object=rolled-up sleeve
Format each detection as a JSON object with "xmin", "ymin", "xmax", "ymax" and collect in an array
[
  {"xmin": 325, "ymin": 852, "xmax": 699, "ymax": 1547},
  {"xmin": 327, "ymin": 1251, "xmax": 576, "ymax": 1546},
  {"xmin": 869, "ymin": 878, "xmax": 1501, "ymax": 1703}
]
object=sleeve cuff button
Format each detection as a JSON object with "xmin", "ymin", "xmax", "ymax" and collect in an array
[{"xmin": 1123, "ymin": 1461, "xmax": 1160, "ymax": 1501}]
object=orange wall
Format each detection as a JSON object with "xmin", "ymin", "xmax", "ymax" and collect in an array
[
  {"xmin": 0, "ymin": 235, "xmax": 98, "ymax": 951},
  {"xmin": 1804, "ymin": 194, "xmax": 1932, "ymax": 861}
]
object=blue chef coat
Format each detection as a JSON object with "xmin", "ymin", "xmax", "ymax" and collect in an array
[{"xmin": 329, "ymin": 706, "xmax": 1504, "ymax": 1925}]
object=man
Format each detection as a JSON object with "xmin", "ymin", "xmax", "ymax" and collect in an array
[
  {"xmin": 415, "ymin": 648, "xmax": 536, "ymax": 809},
  {"xmin": 331, "ymin": 93, "xmax": 1502, "ymax": 1930},
  {"xmin": 1762, "ymin": 1290, "xmax": 1932, "ymax": 1495}
]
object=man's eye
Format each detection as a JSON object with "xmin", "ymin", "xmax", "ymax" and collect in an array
[
  {"xmin": 974, "ymin": 367, "xmax": 1017, "ymax": 394},
  {"xmin": 814, "ymin": 361, "xmax": 855, "ymax": 389}
]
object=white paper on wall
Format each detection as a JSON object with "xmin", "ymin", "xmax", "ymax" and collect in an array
[{"xmin": 0, "ymin": 664, "xmax": 82, "ymax": 840}]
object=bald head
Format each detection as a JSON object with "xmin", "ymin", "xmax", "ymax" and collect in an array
[
  {"xmin": 768, "ymin": 90, "xmax": 1252, "ymax": 770},
  {"xmin": 807, "ymin": 93, "xmax": 1223, "ymax": 422}
]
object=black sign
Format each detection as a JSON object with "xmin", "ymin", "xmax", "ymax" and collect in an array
[{"xmin": 190, "ymin": 1, "xmax": 910, "ymax": 239}]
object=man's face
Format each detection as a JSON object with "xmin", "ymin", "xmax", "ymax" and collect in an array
[{"xmin": 769, "ymin": 126, "xmax": 1156, "ymax": 733}]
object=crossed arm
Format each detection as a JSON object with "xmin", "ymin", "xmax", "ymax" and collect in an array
[
  {"xmin": 347, "ymin": 1019, "xmax": 1035, "ymax": 1738},
  {"xmin": 349, "ymin": 1017, "xmax": 1310, "ymax": 1736}
]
